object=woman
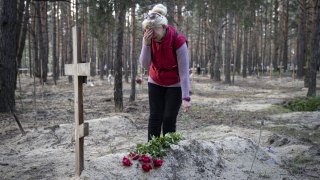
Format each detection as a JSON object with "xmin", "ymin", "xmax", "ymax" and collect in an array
[{"xmin": 139, "ymin": 4, "xmax": 191, "ymax": 141}]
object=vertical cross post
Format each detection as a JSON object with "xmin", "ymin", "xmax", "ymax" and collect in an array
[{"xmin": 65, "ymin": 26, "xmax": 90, "ymax": 177}]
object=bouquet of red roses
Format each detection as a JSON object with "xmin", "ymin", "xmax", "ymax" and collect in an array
[{"xmin": 122, "ymin": 132, "xmax": 182, "ymax": 172}]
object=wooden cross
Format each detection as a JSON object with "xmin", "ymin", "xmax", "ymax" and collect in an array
[{"xmin": 65, "ymin": 26, "xmax": 90, "ymax": 177}]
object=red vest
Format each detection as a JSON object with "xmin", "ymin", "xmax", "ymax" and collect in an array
[{"xmin": 149, "ymin": 25, "xmax": 187, "ymax": 86}]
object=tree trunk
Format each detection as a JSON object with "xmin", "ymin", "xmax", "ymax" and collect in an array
[
  {"xmin": 32, "ymin": 3, "xmax": 40, "ymax": 80},
  {"xmin": 16, "ymin": 0, "xmax": 25, "ymax": 47},
  {"xmin": 200, "ymin": 19, "xmax": 205, "ymax": 68},
  {"xmin": 235, "ymin": 15, "xmax": 242, "ymax": 74},
  {"xmin": 304, "ymin": 0, "xmax": 313, "ymax": 88},
  {"xmin": 209, "ymin": 33, "xmax": 215, "ymax": 80},
  {"xmin": 107, "ymin": 31, "xmax": 111, "ymax": 75},
  {"xmin": 208, "ymin": 3, "xmax": 215, "ymax": 80},
  {"xmin": 214, "ymin": 19, "xmax": 223, "ymax": 81},
  {"xmin": 224, "ymin": 13, "xmax": 233, "ymax": 84},
  {"xmin": 272, "ymin": 0, "xmax": 279, "ymax": 71},
  {"xmin": 124, "ymin": 18, "xmax": 129, "ymax": 84},
  {"xmin": 114, "ymin": 2, "xmax": 126, "ymax": 112},
  {"xmin": 98, "ymin": 44, "xmax": 105, "ymax": 79},
  {"xmin": 242, "ymin": 27, "xmax": 248, "ymax": 78},
  {"xmin": 176, "ymin": 0, "xmax": 183, "ymax": 33},
  {"xmin": 268, "ymin": 0, "xmax": 273, "ymax": 73},
  {"xmin": 60, "ymin": 3, "xmax": 67, "ymax": 76},
  {"xmin": 82, "ymin": 2, "xmax": 89, "ymax": 63},
  {"xmin": 248, "ymin": 28, "xmax": 253, "ymax": 76},
  {"xmin": 204, "ymin": 17, "xmax": 208, "ymax": 69},
  {"xmin": 307, "ymin": 0, "xmax": 319, "ymax": 97},
  {"xmin": 253, "ymin": 14, "xmax": 260, "ymax": 76},
  {"xmin": 67, "ymin": 2, "xmax": 73, "ymax": 83},
  {"xmin": 262, "ymin": 3, "xmax": 268, "ymax": 74},
  {"xmin": 0, "ymin": 0, "xmax": 17, "ymax": 112},
  {"xmin": 297, "ymin": 0, "xmax": 307, "ymax": 78},
  {"xmin": 56, "ymin": 2, "xmax": 61, "ymax": 79},
  {"xmin": 111, "ymin": 29, "xmax": 115, "ymax": 74},
  {"xmin": 35, "ymin": 2, "xmax": 48, "ymax": 83},
  {"xmin": 16, "ymin": 0, "xmax": 31, "ymax": 87},
  {"xmin": 90, "ymin": 37, "xmax": 96, "ymax": 76},
  {"xmin": 42, "ymin": 2, "xmax": 49, "ymax": 82},
  {"xmin": 36, "ymin": 2, "xmax": 44, "ymax": 83},
  {"xmin": 15, "ymin": 0, "xmax": 25, "ymax": 86},
  {"xmin": 282, "ymin": 0, "xmax": 289, "ymax": 71},
  {"xmin": 28, "ymin": 25, "xmax": 33, "ymax": 77},
  {"xmin": 52, "ymin": 2, "xmax": 58, "ymax": 85},
  {"xmin": 195, "ymin": 15, "xmax": 201, "ymax": 66},
  {"xmin": 184, "ymin": 0, "xmax": 190, "ymax": 39},
  {"xmin": 129, "ymin": 5, "xmax": 137, "ymax": 102}
]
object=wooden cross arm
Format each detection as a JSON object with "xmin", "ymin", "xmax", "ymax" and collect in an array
[
  {"xmin": 65, "ymin": 63, "xmax": 91, "ymax": 76},
  {"xmin": 75, "ymin": 122, "xmax": 89, "ymax": 138}
]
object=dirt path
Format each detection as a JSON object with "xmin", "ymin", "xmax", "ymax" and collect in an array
[{"xmin": 0, "ymin": 74, "xmax": 319, "ymax": 179}]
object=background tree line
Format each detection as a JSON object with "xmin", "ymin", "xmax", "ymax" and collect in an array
[{"xmin": 0, "ymin": 0, "xmax": 319, "ymax": 113}]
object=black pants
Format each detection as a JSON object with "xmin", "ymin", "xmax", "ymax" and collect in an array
[{"xmin": 148, "ymin": 83, "xmax": 182, "ymax": 141}]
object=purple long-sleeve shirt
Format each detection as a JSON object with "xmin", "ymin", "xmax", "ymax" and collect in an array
[{"xmin": 139, "ymin": 43, "xmax": 190, "ymax": 99}]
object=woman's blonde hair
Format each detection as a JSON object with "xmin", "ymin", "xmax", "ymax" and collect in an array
[{"xmin": 142, "ymin": 4, "xmax": 168, "ymax": 30}]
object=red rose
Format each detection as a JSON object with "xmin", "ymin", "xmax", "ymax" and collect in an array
[
  {"xmin": 122, "ymin": 156, "xmax": 132, "ymax": 166},
  {"xmin": 141, "ymin": 154, "xmax": 151, "ymax": 163},
  {"xmin": 142, "ymin": 163, "xmax": 152, "ymax": 172},
  {"xmin": 129, "ymin": 152, "xmax": 139, "ymax": 159},
  {"xmin": 153, "ymin": 159, "xmax": 164, "ymax": 167},
  {"xmin": 132, "ymin": 154, "xmax": 140, "ymax": 160}
]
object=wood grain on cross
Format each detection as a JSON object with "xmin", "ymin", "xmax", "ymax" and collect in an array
[{"xmin": 65, "ymin": 26, "xmax": 90, "ymax": 177}]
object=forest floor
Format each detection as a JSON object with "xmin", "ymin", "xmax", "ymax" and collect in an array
[{"xmin": 0, "ymin": 73, "xmax": 320, "ymax": 180}]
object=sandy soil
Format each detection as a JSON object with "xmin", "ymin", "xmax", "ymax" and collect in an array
[{"xmin": 0, "ymin": 73, "xmax": 319, "ymax": 180}]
